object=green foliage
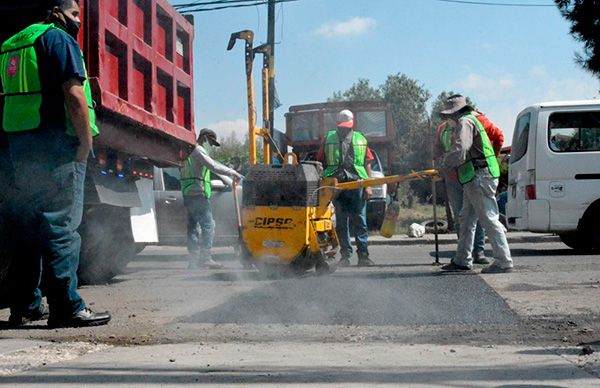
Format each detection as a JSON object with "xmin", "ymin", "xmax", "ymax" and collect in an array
[
  {"xmin": 555, "ymin": 0, "xmax": 600, "ymax": 76},
  {"xmin": 210, "ymin": 131, "xmax": 263, "ymax": 175},
  {"xmin": 329, "ymin": 73, "xmax": 434, "ymax": 200},
  {"xmin": 329, "ymin": 78, "xmax": 383, "ymax": 102},
  {"xmin": 430, "ymin": 91, "xmax": 476, "ymax": 125}
]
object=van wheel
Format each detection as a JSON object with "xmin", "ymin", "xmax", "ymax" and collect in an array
[
  {"xmin": 558, "ymin": 233, "xmax": 594, "ymax": 252},
  {"xmin": 569, "ymin": 202, "xmax": 600, "ymax": 252}
]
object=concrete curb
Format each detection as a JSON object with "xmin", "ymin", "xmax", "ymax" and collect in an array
[{"xmin": 367, "ymin": 234, "xmax": 561, "ymax": 246}]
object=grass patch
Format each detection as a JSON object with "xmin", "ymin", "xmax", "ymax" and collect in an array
[{"xmin": 395, "ymin": 203, "xmax": 447, "ymax": 235}]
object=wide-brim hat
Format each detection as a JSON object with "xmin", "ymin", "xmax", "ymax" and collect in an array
[
  {"xmin": 441, "ymin": 95, "xmax": 472, "ymax": 115},
  {"xmin": 198, "ymin": 128, "xmax": 220, "ymax": 146}
]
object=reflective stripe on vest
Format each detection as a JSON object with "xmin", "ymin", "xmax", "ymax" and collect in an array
[
  {"xmin": 439, "ymin": 122, "xmax": 452, "ymax": 153},
  {"xmin": 322, "ymin": 130, "xmax": 369, "ymax": 179},
  {"xmin": 0, "ymin": 23, "xmax": 98, "ymax": 136},
  {"xmin": 180, "ymin": 150, "xmax": 212, "ymax": 198},
  {"xmin": 457, "ymin": 114, "xmax": 500, "ymax": 185}
]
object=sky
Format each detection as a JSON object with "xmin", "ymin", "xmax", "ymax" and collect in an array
[{"xmin": 170, "ymin": 0, "xmax": 600, "ymax": 146}]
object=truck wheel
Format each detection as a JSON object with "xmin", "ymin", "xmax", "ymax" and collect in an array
[
  {"xmin": 78, "ymin": 205, "xmax": 137, "ymax": 284},
  {"xmin": 558, "ymin": 232, "xmax": 594, "ymax": 252}
]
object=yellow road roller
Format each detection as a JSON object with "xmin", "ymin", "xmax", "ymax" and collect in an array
[{"xmin": 227, "ymin": 30, "xmax": 438, "ymax": 274}]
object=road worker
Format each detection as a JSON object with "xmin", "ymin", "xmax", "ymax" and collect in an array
[
  {"xmin": 317, "ymin": 109, "xmax": 375, "ymax": 267},
  {"xmin": 180, "ymin": 128, "xmax": 242, "ymax": 269},
  {"xmin": 438, "ymin": 95, "xmax": 513, "ymax": 273},
  {"xmin": 0, "ymin": 0, "xmax": 110, "ymax": 327},
  {"xmin": 435, "ymin": 94, "xmax": 505, "ymax": 265}
]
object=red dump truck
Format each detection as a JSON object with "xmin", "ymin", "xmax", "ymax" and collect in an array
[{"xmin": 0, "ymin": 0, "xmax": 196, "ymax": 286}]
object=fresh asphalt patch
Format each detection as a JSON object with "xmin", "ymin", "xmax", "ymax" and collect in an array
[{"xmin": 185, "ymin": 270, "xmax": 518, "ymax": 326}]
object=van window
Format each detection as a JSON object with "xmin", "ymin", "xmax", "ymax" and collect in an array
[
  {"xmin": 548, "ymin": 111, "xmax": 600, "ymax": 152},
  {"xmin": 510, "ymin": 112, "xmax": 531, "ymax": 163}
]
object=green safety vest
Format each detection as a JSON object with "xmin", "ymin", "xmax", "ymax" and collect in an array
[
  {"xmin": 439, "ymin": 122, "xmax": 452, "ymax": 153},
  {"xmin": 180, "ymin": 147, "xmax": 211, "ymax": 199},
  {"xmin": 0, "ymin": 23, "xmax": 98, "ymax": 136},
  {"xmin": 323, "ymin": 130, "xmax": 369, "ymax": 179},
  {"xmin": 457, "ymin": 114, "xmax": 500, "ymax": 184}
]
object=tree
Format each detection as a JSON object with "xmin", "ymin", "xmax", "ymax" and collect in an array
[
  {"xmin": 211, "ymin": 131, "xmax": 259, "ymax": 175},
  {"xmin": 430, "ymin": 91, "xmax": 476, "ymax": 125},
  {"xmin": 329, "ymin": 78, "xmax": 382, "ymax": 102},
  {"xmin": 555, "ymin": 0, "xmax": 600, "ymax": 76}
]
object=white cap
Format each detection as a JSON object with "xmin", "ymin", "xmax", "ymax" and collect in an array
[{"xmin": 337, "ymin": 109, "xmax": 354, "ymax": 128}]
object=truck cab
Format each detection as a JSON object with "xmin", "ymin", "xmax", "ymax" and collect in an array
[{"xmin": 507, "ymin": 100, "xmax": 600, "ymax": 251}]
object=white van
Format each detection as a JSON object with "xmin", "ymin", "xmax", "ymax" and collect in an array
[{"xmin": 507, "ymin": 100, "xmax": 600, "ymax": 251}]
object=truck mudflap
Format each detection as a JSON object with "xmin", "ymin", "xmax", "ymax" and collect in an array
[
  {"xmin": 130, "ymin": 178, "xmax": 159, "ymax": 243},
  {"xmin": 86, "ymin": 166, "xmax": 158, "ymax": 243}
]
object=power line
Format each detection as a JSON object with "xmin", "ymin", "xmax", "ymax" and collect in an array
[
  {"xmin": 174, "ymin": 0, "xmax": 298, "ymax": 13},
  {"xmin": 174, "ymin": 0, "xmax": 260, "ymax": 10},
  {"xmin": 433, "ymin": 0, "xmax": 555, "ymax": 6}
]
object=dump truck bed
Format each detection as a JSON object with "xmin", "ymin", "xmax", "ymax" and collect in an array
[{"xmin": 0, "ymin": 0, "xmax": 196, "ymax": 165}]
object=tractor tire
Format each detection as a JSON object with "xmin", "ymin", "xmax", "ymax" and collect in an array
[
  {"xmin": 78, "ymin": 205, "xmax": 137, "ymax": 284},
  {"xmin": 420, "ymin": 219, "xmax": 449, "ymax": 234}
]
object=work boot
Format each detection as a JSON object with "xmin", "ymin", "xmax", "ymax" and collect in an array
[
  {"xmin": 481, "ymin": 263, "xmax": 513, "ymax": 274},
  {"xmin": 48, "ymin": 307, "xmax": 111, "ymax": 328},
  {"xmin": 357, "ymin": 252, "xmax": 375, "ymax": 267},
  {"xmin": 8, "ymin": 303, "xmax": 49, "ymax": 327},
  {"xmin": 440, "ymin": 261, "xmax": 472, "ymax": 272},
  {"xmin": 473, "ymin": 256, "xmax": 491, "ymax": 265}
]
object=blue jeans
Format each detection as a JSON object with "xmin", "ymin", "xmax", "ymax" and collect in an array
[
  {"xmin": 9, "ymin": 159, "xmax": 87, "ymax": 318},
  {"xmin": 333, "ymin": 188, "xmax": 368, "ymax": 258},
  {"xmin": 445, "ymin": 178, "xmax": 486, "ymax": 259},
  {"xmin": 184, "ymin": 194, "xmax": 215, "ymax": 261}
]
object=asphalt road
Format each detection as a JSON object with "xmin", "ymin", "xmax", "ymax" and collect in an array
[
  {"xmin": 0, "ymin": 240, "xmax": 599, "ymax": 385},
  {"xmin": 187, "ymin": 259, "xmax": 517, "ymax": 327}
]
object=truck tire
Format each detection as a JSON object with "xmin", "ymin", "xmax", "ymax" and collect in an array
[{"xmin": 78, "ymin": 205, "xmax": 137, "ymax": 284}]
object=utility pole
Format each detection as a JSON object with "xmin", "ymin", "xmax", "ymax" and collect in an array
[{"xmin": 267, "ymin": 0, "xmax": 276, "ymax": 136}]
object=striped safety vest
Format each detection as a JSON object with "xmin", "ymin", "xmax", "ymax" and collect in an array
[
  {"xmin": 323, "ymin": 130, "xmax": 369, "ymax": 180},
  {"xmin": 0, "ymin": 23, "xmax": 98, "ymax": 136}
]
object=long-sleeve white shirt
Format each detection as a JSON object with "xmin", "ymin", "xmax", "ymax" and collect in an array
[{"xmin": 180, "ymin": 144, "xmax": 240, "ymax": 197}]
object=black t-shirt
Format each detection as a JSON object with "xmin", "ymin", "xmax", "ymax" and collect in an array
[{"xmin": 6, "ymin": 26, "xmax": 86, "ymax": 164}]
